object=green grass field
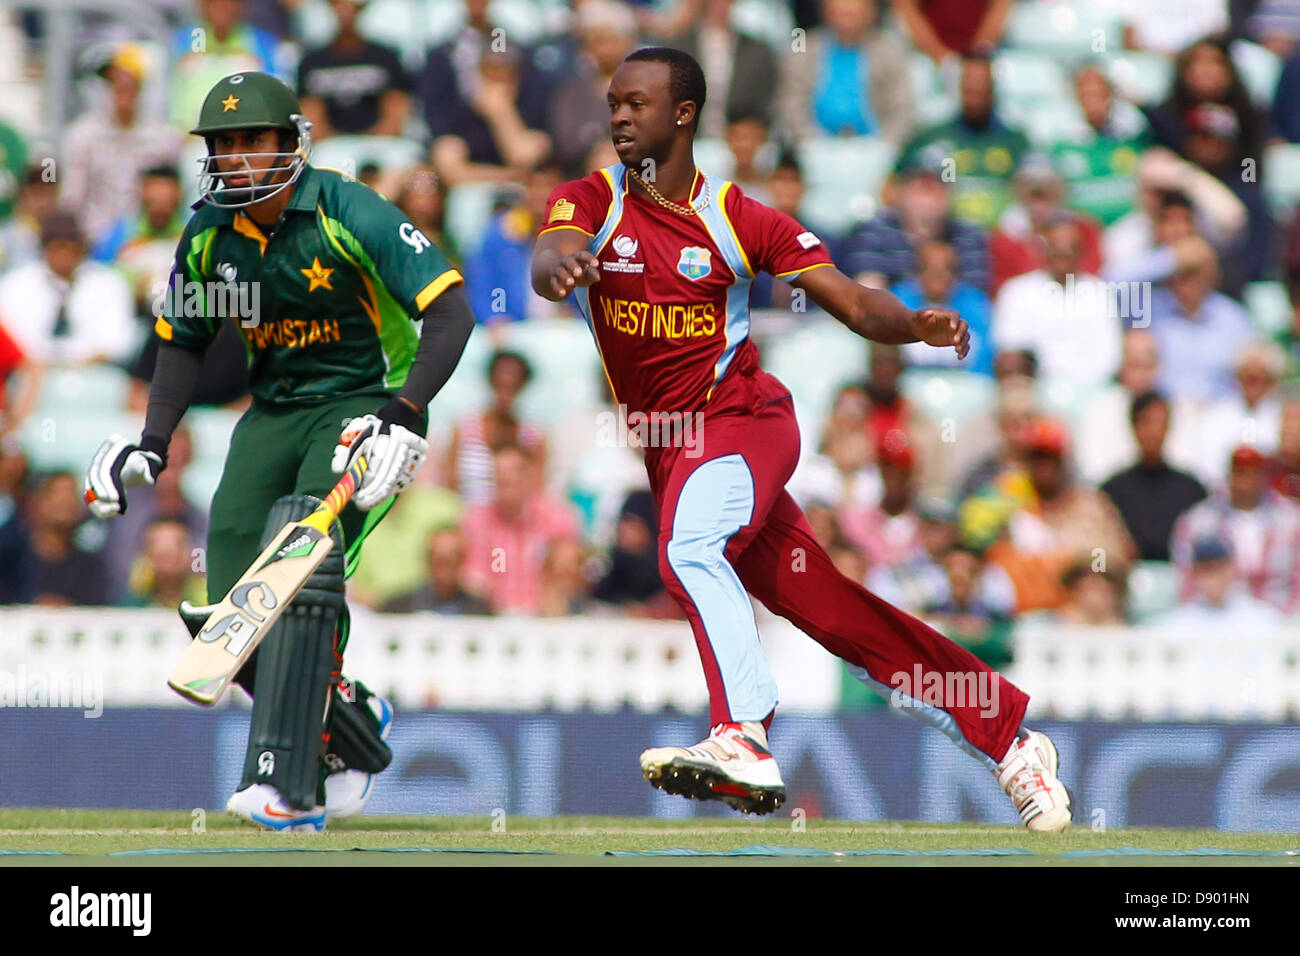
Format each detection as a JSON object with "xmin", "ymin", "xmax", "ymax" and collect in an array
[{"xmin": 1, "ymin": 810, "xmax": 1296, "ymax": 865}]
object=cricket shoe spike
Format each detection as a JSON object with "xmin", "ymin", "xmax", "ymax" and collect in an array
[
  {"xmin": 226, "ymin": 783, "xmax": 326, "ymax": 832},
  {"xmin": 325, "ymin": 694, "xmax": 394, "ymax": 820},
  {"xmin": 996, "ymin": 729, "xmax": 1071, "ymax": 833},
  {"xmin": 640, "ymin": 721, "xmax": 786, "ymax": 815}
]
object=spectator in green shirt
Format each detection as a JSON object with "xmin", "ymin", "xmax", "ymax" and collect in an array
[
  {"xmin": 894, "ymin": 53, "xmax": 1029, "ymax": 228},
  {"xmin": 0, "ymin": 118, "xmax": 28, "ymax": 224},
  {"xmin": 1050, "ymin": 64, "xmax": 1151, "ymax": 227}
]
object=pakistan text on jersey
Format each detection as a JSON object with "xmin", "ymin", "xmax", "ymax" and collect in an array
[
  {"xmin": 599, "ymin": 297, "xmax": 717, "ymax": 340},
  {"xmin": 246, "ymin": 318, "xmax": 343, "ymax": 350},
  {"xmin": 152, "ymin": 279, "xmax": 261, "ymax": 326}
]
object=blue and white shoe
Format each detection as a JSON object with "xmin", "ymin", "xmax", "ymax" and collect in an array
[
  {"xmin": 324, "ymin": 695, "xmax": 394, "ymax": 820},
  {"xmin": 226, "ymin": 783, "xmax": 326, "ymax": 832}
]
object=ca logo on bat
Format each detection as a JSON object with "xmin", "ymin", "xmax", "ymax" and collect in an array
[{"xmin": 199, "ymin": 581, "xmax": 278, "ymax": 657}]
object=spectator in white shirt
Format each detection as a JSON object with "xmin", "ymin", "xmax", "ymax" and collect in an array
[
  {"xmin": 0, "ymin": 212, "xmax": 136, "ymax": 367},
  {"xmin": 59, "ymin": 44, "xmax": 181, "ymax": 250},
  {"xmin": 1191, "ymin": 340, "xmax": 1286, "ymax": 487},
  {"xmin": 992, "ymin": 215, "xmax": 1121, "ymax": 388},
  {"xmin": 1158, "ymin": 534, "xmax": 1284, "ymax": 630},
  {"xmin": 1171, "ymin": 446, "xmax": 1300, "ymax": 611}
]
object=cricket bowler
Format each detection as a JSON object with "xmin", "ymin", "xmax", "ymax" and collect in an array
[
  {"xmin": 83, "ymin": 72, "xmax": 475, "ymax": 830},
  {"xmin": 531, "ymin": 48, "xmax": 1071, "ymax": 831}
]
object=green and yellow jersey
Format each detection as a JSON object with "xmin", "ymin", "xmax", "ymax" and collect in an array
[{"xmin": 156, "ymin": 164, "xmax": 462, "ymax": 404}]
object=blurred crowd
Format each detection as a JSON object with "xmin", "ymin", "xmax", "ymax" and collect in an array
[{"xmin": 2, "ymin": 0, "xmax": 1300, "ymax": 671}]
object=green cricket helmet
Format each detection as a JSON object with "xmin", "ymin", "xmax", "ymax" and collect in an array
[{"xmin": 191, "ymin": 71, "xmax": 313, "ymax": 209}]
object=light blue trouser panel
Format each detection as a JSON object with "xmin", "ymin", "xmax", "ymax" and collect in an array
[
  {"xmin": 846, "ymin": 664, "xmax": 1000, "ymax": 771},
  {"xmin": 665, "ymin": 454, "xmax": 779, "ymax": 721}
]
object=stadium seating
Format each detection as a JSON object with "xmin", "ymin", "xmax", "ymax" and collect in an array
[
  {"xmin": 179, "ymin": 407, "xmax": 241, "ymax": 507},
  {"xmin": 1229, "ymin": 39, "xmax": 1282, "ymax": 108},
  {"xmin": 1263, "ymin": 143, "xmax": 1300, "ymax": 217},
  {"xmin": 19, "ymin": 366, "xmax": 142, "ymax": 475},
  {"xmin": 900, "ymin": 368, "xmax": 997, "ymax": 427},
  {"xmin": 1124, "ymin": 560, "xmax": 1180, "ymax": 622},
  {"xmin": 1103, "ymin": 51, "xmax": 1173, "ymax": 106},
  {"xmin": 445, "ymin": 182, "xmax": 509, "ymax": 264},
  {"xmin": 906, "ymin": 52, "xmax": 957, "ymax": 127},
  {"xmin": 1003, "ymin": 2, "xmax": 1122, "ymax": 58},
  {"xmin": 993, "ymin": 50, "xmax": 1071, "ymax": 112},
  {"xmin": 1243, "ymin": 281, "xmax": 1292, "ymax": 339},
  {"xmin": 760, "ymin": 318, "xmax": 870, "ymax": 429},
  {"xmin": 310, "ymin": 135, "xmax": 425, "ymax": 180},
  {"xmin": 796, "ymin": 136, "xmax": 895, "ymax": 237},
  {"xmin": 692, "ymin": 138, "xmax": 734, "ymax": 179}
]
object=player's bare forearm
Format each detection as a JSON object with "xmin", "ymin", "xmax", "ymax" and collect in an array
[
  {"xmin": 792, "ymin": 265, "xmax": 970, "ymax": 359},
  {"xmin": 532, "ymin": 229, "xmax": 600, "ymax": 301}
]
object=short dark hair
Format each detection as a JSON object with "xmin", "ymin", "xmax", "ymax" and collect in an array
[
  {"xmin": 773, "ymin": 148, "xmax": 802, "ymax": 178},
  {"xmin": 141, "ymin": 165, "xmax": 180, "ymax": 182},
  {"xmin": 1157, "ymin": 189, "xmax": 1194, "ymax": 214},
  {"xmin": 487, "ymin": 349, "xmax": 533, "ymax": 386},
  {"xmin": 624, "ymin": 47, "xmax": 707, "ymax": 131},
  {"xmin": 1129, "ymin": 389, "xmax": 1168, "ymax": 424}
]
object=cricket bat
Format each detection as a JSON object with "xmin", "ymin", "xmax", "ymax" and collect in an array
[{"xmin": 167, "ymin": 454, "xmax": 369, "ymax": 706}]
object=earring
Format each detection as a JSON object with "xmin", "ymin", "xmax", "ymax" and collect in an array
[{"xmin": 676, "ymin": 121, "xmax": 682, "ymax": 127}]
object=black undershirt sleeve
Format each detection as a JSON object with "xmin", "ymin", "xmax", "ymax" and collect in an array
[
  {"xmin": 393, "ymin": 283, "xmax": 476, "ymax": 417},
  {"xmin": 140, "ymin": 341, "xmax": 206, "ymax": 463}
]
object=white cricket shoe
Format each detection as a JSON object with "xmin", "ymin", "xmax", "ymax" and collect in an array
[
  {"xmin": 226, "ymin": 783, "xmax": 326, "ymax": 832},
  {"xmin": 325, "ymin": 694, "xmax": 394, "ymax": 821},
  {"xmin": 996, "ymin": 730, "xmax": 1071, "ymax": 833},
  {"xmin": 640, "ymin": 721, "xmax": 786, "ymax": 815}
]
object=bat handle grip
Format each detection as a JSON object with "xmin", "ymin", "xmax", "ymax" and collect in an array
[{"xmin": 301, "ymin": 453, "xmax": 368, "ymax": 534}]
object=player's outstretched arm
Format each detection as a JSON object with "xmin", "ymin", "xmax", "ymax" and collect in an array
[
  {"xmin": 792, "ymin": 265, "xmax": 970, "ymax": 360},
  {"xmin": 531, "ymin": 228, "xmax": 601, "ymax": 302}
]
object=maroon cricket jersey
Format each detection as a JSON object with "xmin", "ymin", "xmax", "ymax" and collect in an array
[{"xmin": 540, "ymin": 164, "xmax": 833, "ymax": 416}]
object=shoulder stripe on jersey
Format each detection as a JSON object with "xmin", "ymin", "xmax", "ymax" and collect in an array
[
  {"xmin": 591, "ymin": 164, "xmax": 628, "ymax": 257},
  {"xmin": 538, "ymin": 223, "xmax": 595, "ymax": 238},
  {"xmin": 713, "ymin": 181, "xmax": 754, "ymax": 278},
  {"xmin": 415, "ymin": 269, "xmax": 464, "ymax": 312},
  {"xmin": 696, "ymin": 174, "xmax": 754, "ymax": 400},
  {"xmin": 155, "ymin": 316, "xmax": 174, "ymax": 341},
  {"xmin": 774, "ymin": 261, "xmax": 834, "ymax": 280}
]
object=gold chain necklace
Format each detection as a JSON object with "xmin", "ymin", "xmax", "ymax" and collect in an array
[{"xmin": 627, "ymin": 167, "xmax": 711, "ymax": 216}]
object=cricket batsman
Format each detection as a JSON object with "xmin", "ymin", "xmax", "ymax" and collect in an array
[
  {"xmin": 83, "ymin": 72, "xmax": 474, "ymax": 830},
  {"xmin": 531, "ymin": 49, "xmax": 1071, "ymax": 831}
]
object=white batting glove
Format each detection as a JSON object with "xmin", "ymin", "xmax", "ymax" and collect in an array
[
  {"xmin": 84, "ymin": 435, "xmax": 165, "ymax": 519},
  {"xmin": 331, "ymin": 404, "xmax": 429, "ymax": 512}
]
